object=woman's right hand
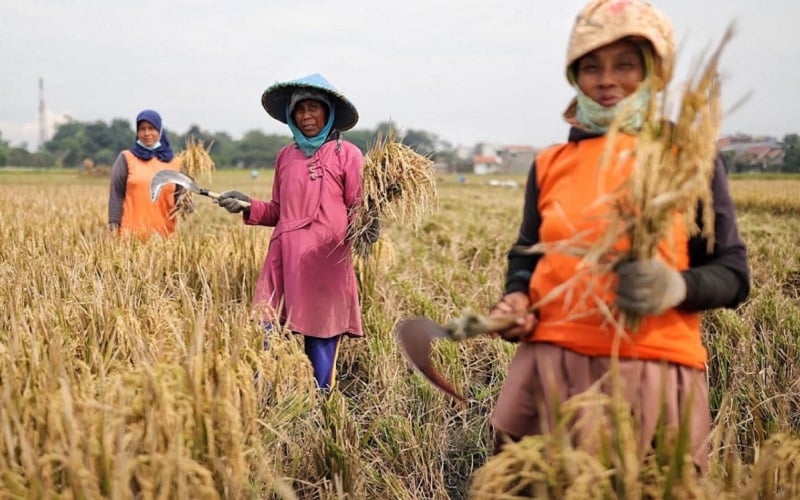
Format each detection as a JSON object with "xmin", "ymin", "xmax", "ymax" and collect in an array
[
  {"xmin": 487, "ymin": 291, "xmax": 537, "ymax": 341},
  {"xmin": 217, "ymin": 190, "xmax": 251, "ymax": 214}
]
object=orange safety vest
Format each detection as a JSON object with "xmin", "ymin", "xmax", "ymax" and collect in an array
[
  {"xmin": 529, "ymin": 134, "xmax": 706, "ymax": 369},
  {"xmin": 120, "ymin": 151, "xmax": 182, "ymax": 238}
]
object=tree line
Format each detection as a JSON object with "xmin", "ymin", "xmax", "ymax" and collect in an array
[
  {"xmin": 3, "ymin": 119, "xmax": 798, "ymax": 173},
  {"xmin": 0, "ymin": 119, "xmax": 463, "ymax": 170}
]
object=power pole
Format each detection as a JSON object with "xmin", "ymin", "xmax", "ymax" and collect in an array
[{"xmin": 38, "ymin": 77, "xmax": 47, "ymax": 151}]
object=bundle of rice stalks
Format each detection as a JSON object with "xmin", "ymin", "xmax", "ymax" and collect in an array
[
  {"xmin": 179, "ymin": 135, "xmax": 216, "ymax": 180},
  {"xmin": 594, "ymin": 25, "xmax": 736, "ymax": 330},
  {"xmin": 171, "ymin": 135, "xmax": 216, "ymax": 219},
  {"xmin": 347, "ymin": 127, "xmax": 438, "ymax": 259}
]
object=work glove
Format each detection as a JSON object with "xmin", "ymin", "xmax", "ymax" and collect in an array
[
  {"xmin": 366, "ymin": 218, "xmax": 381, "ymax": 244},
  {"xmin": 615, "ymin": 258, "xmax": 687, "ymax": 316},
  {"xmin": 217, "ymin": 190, "xmax": 251, "ymax": 214}
]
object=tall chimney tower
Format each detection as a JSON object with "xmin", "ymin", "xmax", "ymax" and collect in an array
[{"xmin": 38, "ymin": 77, "xmax": 47, "ymax": 150}]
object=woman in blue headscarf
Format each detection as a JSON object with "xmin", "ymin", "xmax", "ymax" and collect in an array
[{"xmin": 108, "ymin": 109, "xmax": 185, "ymax": 238}]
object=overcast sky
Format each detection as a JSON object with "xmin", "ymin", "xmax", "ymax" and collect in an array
[{"xmin": 2, "ymin": 0, "xmax": 797, "ymax": 151}]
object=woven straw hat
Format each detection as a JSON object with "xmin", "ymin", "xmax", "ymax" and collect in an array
[
  {"xmin": 566, "ymin": 0, "xmax": 675, "ymax": 83},
  {"xmin": 261, "ymin": 73, "xmax": 359, "ymax": 131}
]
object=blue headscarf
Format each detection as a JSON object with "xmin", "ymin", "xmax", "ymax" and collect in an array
[
  {"xmin": 130, "ymin": 109, "xmax": 175, "ymax": 161},
  {"xmin": 286, "ymin": 94, "xmax": 336, "ymax": 158}
]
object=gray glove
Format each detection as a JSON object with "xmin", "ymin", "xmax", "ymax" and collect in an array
[
  {"xmin": 366, "ymin": 218, "xmax": 381, "ymax": 244},
  {"xmin": 217, "ymin": 190, "xmax": 251, "ymax": 214},
  {"xmin": 615, "ymin": 258, "xmax": 687, "ymax": 316}
]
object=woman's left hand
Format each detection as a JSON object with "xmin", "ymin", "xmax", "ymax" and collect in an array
[{"xmin": 615, "ymin": 258, "xmax": 687, "ymax": 315}]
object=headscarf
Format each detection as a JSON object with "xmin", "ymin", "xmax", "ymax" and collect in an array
[
  {"xmin": 562, "ymin": 0, "xmax": 675, "ymax": 133},
  {"xmin": 130, "ymin": 109, "xmax": 175, "ymax": 161},
  {"xmin": 285, "ymin": 90, "xmax": 336, "ymax": 157},
  {"xmin": 565, "ymin": 0, "xmax": 675, "ymax": 84}
]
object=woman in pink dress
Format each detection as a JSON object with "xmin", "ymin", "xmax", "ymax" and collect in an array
[{"xmin": 217, "ymin": 74, "xmax": 369, "ymax": 392}]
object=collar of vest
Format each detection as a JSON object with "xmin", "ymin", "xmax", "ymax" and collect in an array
[{"xmin": 568, "ymin": 127, "xmax": 604, "ymax": 143}]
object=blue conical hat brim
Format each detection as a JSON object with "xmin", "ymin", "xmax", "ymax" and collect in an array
[{"xmin": 261, "ymin": 73, "xmax": 359, "ymax": 131}]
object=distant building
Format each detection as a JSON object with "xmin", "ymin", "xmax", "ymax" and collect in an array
[
  {"xmin": 718, "ymin": 136, "xmax": 785, "ymax": 172},
  {"xmin": 474, "ymin": 142, "xmax": 504, "ymax": 157},
  {"xmin": 500, "ymin": 145, "xmax": 538, "ymax": 173},
  {"xmin": 463, "ymin": 143, "xmax": 539, "ymax": 174},
  {"xmin": 473, "ymin": 155, "xmax": 501, "ymax": 175},
  {"xmin": 734, "ymin": 146, "xmax": 785, "ymax": 172}
]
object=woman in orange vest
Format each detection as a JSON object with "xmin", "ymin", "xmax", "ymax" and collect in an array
[
  {"xmin": 487, "ymin": 0, "xmax": 750, "ymax": 474},
  {"xmin": 108, "ymin": 109, "xmax": 184, "ymax": 238}
]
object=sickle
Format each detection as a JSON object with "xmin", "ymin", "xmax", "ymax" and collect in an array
[
  {"xmin": 149, "ymin": 169, "xmax": 251, "ymax": 208},
  {"xmin": 394, "ymin": 313, "xmax": 519, "ymax": 401}
]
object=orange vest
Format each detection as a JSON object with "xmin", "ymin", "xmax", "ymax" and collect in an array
[
  {"xmin": 120, "ymin": 151, "xmax": 182, "ymax": 238},
  {"xmin": 529, "ymin": 134, "xmax": 706, "ymax": 369}
]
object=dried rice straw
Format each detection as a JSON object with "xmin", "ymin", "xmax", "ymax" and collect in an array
[
  {"xmin": 171, "ymin": 135, "xmax": 216, "ymax": 219},
  {"xmin": 596, "ymin": 25, "xmax": 735, "ymax": 330},
  {"xmin": 347, "ymin": 127, "xmax": 438, "ymax": 259}
]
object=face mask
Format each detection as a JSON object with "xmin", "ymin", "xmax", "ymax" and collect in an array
[
  {"xmin": 136, "ymin": 139, "xmax": 162, "ymax": 151},
  {"xmin": 573, "ymin": 81, "xmax": 652, "ymax": 135}
]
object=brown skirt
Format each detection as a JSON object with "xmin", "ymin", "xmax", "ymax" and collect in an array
[{"xmin": 492, "ymin": 342, "xmax": 711, "ymax": 473}]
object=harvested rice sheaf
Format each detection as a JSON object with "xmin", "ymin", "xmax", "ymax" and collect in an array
[
  {"xmin": 347, "ymin": 128, "xmax": 438, "ymax": 259},
  {"xmin": 608, "ymin": 32, "xmax": 732, "ymax": 258},
  {"xmin": 597, "ymin": 26, "xmax": 736, "ymax": 330},
  {"xmin": 171, "ymin": 135, "xmax": 216, "ymax": 219}
]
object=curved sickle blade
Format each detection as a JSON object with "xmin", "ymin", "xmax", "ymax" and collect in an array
[
  {"xmin": 150, "ymin": 170, "xmax": 200, "ymax": 202},
  {"xmin": 395, "ymin": 314, "xmax": 522, "ymax": 401},
  {"xmin": 395, "ymin": 317, "xmax": 465, "ymax": 401}
]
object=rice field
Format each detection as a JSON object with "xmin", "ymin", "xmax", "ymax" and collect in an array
[{"xmin": 0, "ymin": 169, "xmax": 798, "ymax": 499}]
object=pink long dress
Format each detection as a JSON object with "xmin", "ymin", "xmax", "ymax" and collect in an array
[{"xmin": 245, "ymin": 138, "xmax": 364, "ymax": 338}]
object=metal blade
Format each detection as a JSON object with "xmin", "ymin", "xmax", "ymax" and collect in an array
[
  {"xmin": 395, "ymin": 313, "xmax": 522, "ymax": 401},
  {"xmin": 395, "ymin": 317, "xmax": 466, "ymax": 401},
  {"xmin": 150, "ymin": 170, "xmax": 201, "ymax": 202}
]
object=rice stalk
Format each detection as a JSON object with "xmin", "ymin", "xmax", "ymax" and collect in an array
[
  {"xmin": 172, "ymin": 135, "xmax": 216, "ymax": 219},
  {"xmin": 347, "ymin": 127, "xmax": 438, "ymax": 259},
  {"xmin": 179, "ymin": 135, "xmax": 216, "ymax": 181},
  {"xmin": 742, "ymin": 433, "xmax": 800, "ymax": 498}
]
